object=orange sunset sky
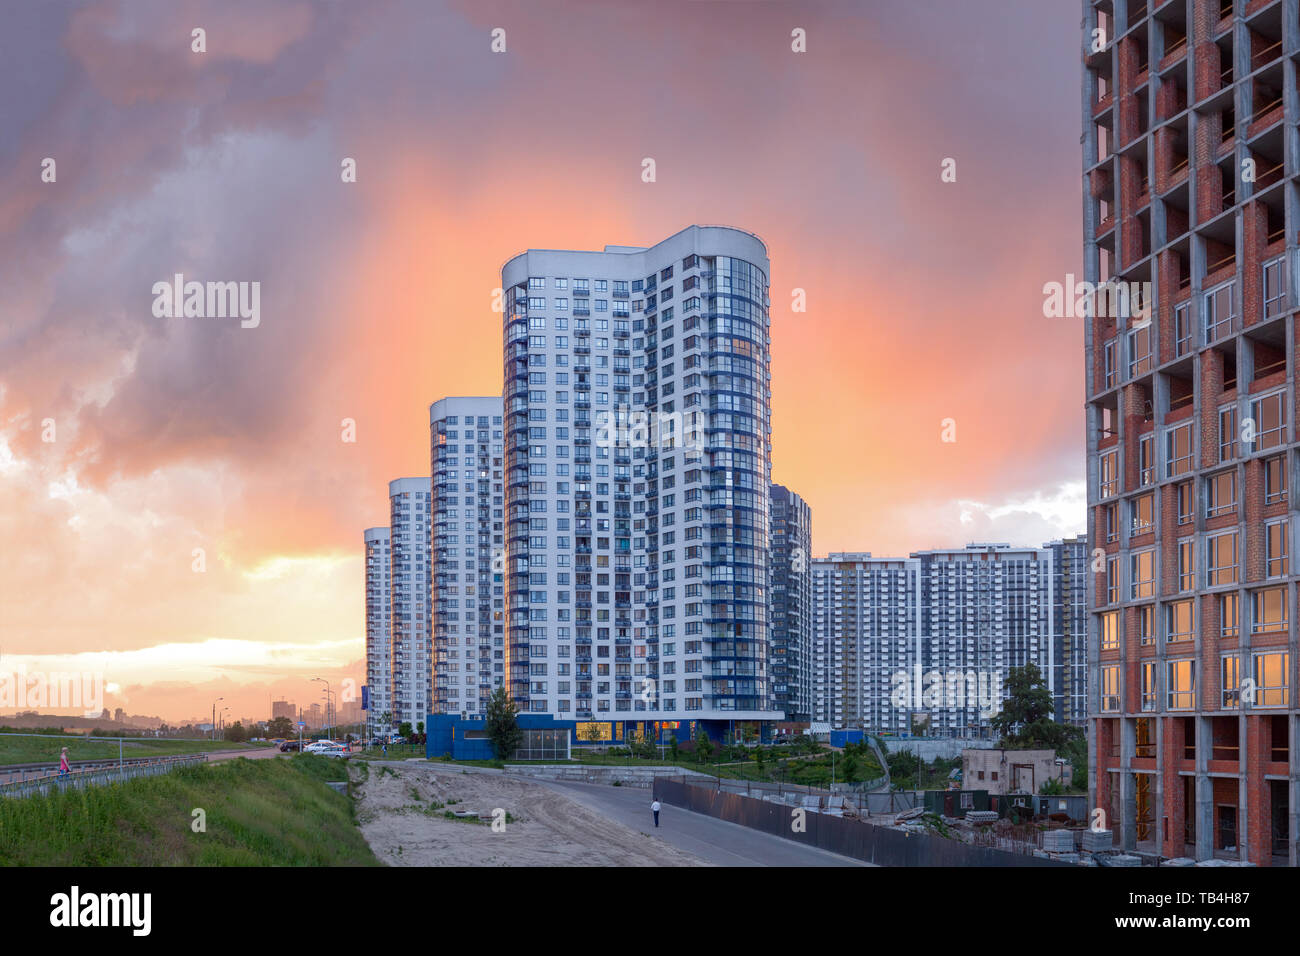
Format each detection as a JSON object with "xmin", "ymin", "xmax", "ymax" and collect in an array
[{"xmin": 0, "ymin": 0, "xmax": 1086, "ymax": 723}]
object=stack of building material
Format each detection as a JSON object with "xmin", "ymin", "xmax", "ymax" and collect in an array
[
  {"xmin": 1081, "ymin": 829, "xmax": 1113, "ymax": 853},
  {"xmin": 1042, "ymin": 829, "xmax": 1075, "ymax": 853},
  {"xmin": 965, "ymin": 810, "xmax": 999, "ymax": 824}
]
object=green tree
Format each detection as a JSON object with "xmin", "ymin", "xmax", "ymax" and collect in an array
[
  {"xmin": 399, "ymin": 722, "xmax": 413, "ymax": 739},
  {"xmin": 485, "ymin": 686, "xmax": 523, "ymax": 760},
  {"xmin": 990, "ymin": 664, "xmax": 1054, "ymax": 740},
  {"xmin": 668, "ymin": 734, "xmax": 679, "ymax": 763},
  {"xmin": 840, "ymin": 751, "xmax": 859, "ymax": 784},
  {"xmin": 416, "ymin": 721, "xmax": 425, "ymax": 735},
  {"xmin": 267, "ymin": 716, "xmax": 294, "ymax": 738},
  {"xmin": 225, "ymin": 721, "xmax": 248, "ymax": 743},
  {"xmin": 694, "ymin": 727, "xmax": 714, "ymax": 762}
]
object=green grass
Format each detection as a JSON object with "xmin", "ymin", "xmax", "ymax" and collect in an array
[
  {"xmin": 0, "ymin": 754, "xmax": 378, "ymax": 866},
  {"xmin": 0, "ymin": 731, "xmax": 267, "ymax": 767}
]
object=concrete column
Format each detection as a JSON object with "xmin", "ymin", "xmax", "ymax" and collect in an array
[
  {"xmin": 1119, "ymin": 716, "xmax": 1138, "ymax": 850},
  {"xmin": 1196, "ymin": 715, "xmax": 1214, "ymax": 860}
]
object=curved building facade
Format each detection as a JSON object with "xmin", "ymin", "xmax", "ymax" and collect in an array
[{"xmin": 501, "ymin": 225, "xmax": 776, "ymax": 728}]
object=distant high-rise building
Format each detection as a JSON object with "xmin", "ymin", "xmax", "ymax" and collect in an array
[
  {"xmin": 813, "ymin": 543, "xmax": 1084, "ymax": 737},
  {"xmin": 430, "ymin": 396, "xmax": 506, "ymax": 719},
  {"xmin": 812, "ymin": 553, "xmax": 917, "ymax": 732},
  {"xmin": 1046, "ymin": 536, "xmax": 1088, "ymax": 726},
  {"xmin": 389, "ymin": 477, "xmax": 432, "ymax": 731},
  {"xmin": 770, "ymin": 484, "xmax": 812, "ymax": 722},
  {"xmin": 500, "ymin": 225, "xmax": 777, "ymax": 732},
  {"xmin": 271, "ymin": 698, "xmax": 296, "ymax": 723},
  {"xmin": 364, "ymin": 527, "xmax": 391, "ymax": 735}
]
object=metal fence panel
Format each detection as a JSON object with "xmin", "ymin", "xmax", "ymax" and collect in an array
[{"xmin": 653, "ymin": 777, "xmax": 1070, "ymax": 867}]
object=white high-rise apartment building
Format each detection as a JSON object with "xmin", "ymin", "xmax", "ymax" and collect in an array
[
  {"xmin": 429, "ymin": 396, "xmax": 505, "ymax": 719},
  {"xmin": 389, "ymin": 477, "xmax": 432, "ymax": 731},
  {"xmin": 500, "ymin": 225, "xmax": 778, "ymax": 733},
  {"xmin": 813, "ymin": 544, "xmax": 1076, "ymax": 739},
  {"xmin": 363, "ymin": 526, "xmax": 391, "ymax": 737},
  {"xmin": 812, "ymin": 554, "xmax": 920, "ymax": 732}
]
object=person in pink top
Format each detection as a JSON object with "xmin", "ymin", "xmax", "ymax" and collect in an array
[{"xmin": 58, "ymin": 747, "xmax": 70, "ymax": 776}]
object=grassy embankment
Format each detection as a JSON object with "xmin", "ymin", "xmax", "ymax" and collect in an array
[{"xmin": 0, "ymin": 754, "xmax": 377, "ymax": 866}]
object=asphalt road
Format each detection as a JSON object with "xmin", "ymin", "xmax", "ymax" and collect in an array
[{"xmin": 532, "ymin": 777, "xmax": 871, "ymax": 867}]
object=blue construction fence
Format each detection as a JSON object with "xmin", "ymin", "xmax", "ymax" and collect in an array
[{"xmin": 425, "ymin": 714, "xmax": 782, "ymax": 761}]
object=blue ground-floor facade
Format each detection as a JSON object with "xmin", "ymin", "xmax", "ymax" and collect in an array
[{"xmin": 426, "ymin": 714, "xmax": 783, "ymax": 760}]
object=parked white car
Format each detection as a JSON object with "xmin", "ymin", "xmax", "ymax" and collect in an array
[{"xmin": 303, "ymin": 740, "xmax": 338, "ymax": 754}]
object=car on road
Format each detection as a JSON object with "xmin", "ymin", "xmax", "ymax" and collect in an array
[
  {"xmin": 320, "ymin": 746, "xmax": 350, "ymax": 758},
  {"xmin": 279, "ymin": 740, "xmax": 301, "ymax": 752},
  {"xmin": 303, "ymin": 740, "xmax": 340, "ymax": 754}
]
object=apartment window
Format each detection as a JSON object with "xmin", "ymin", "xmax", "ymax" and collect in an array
[
  {"xmin": 1205, "ymin": 470, "xmax": 1236, "ymax": 518},
  {"xmin": 1177, "ymin": 538, "xmax": 1195, "ymax": 591},
  {"xmin": 1104, "ymin": 339, "xmax": 1117, "ymax": 388},
  {"xmin": 1140, "ymin": 661, "xmax": 1157, "ymax": 712},
  {"xmin": 1165, "ymin": 422, "xmax": 1193, "ymax": 477},
  {"xmin": 1101, "ymin": 665, "xmax": 1120, "ymax": 712},
  {"xmin": 1174, "ymin": 301, "xmax": 1191, "ymax": 355},
  {"xmin": 1131, "ymin": 493, "xmax": 1155, "ymax": 535},
  {"xmin": 1106, "ymin": 556, "xmax": 1121, "ymax": 604},
  {"xmin": 1138, "ymin": 604, "xmax": 1155, "ymax": 646},
  {"xmin": 1220, "ymin": 592, "xmax": 1239, "ymax": 638},
  {"xmin": 1100, "ymin": 449, "xmax": 1119, "ymax": 498},
  {"xmin": 1266, "ymin": 520, "xmax": 1288, "ymax": 577},
  {"xmin": 1128, "ymin": 324, "xmax": 1152, "ymax": 377},
  {"xmin": 1263, "ymin": 255, "xmax": 1288, "ymax": 319},
  {"xmin": 1222, "ymin": 655, "xmax": 1241, "ymax": 709},
  {"xmin": 1176, "ymin": 481, "xmax": 1193, "ymax": 525},
  {"xmin": 1100, "ymin": 610, "xmax": 1120, "ymax": 651},
  {"xmin": 1207, "ymin": 531, "xmax": 1239, "ymax": 586},
  {"xmin": 1264, "ymin": 455, "xmax": 1287, "ymax": 504},
  {"xmin": 1251, "ymin": 391, "xmax": 1286, "ymax": 450},
  {"xmin": 1204, "ymin": 280, "xmax": 1237, "ymax": 342},
  {"xmin": 1252, "ymin": 587, "xmax": 1287, "ymax": 634},
  {"xmin": 1138, "ymin": 434, "xmax": 1154, "ymax": 485},
  {"xmin": 1253, "ymin": 652, "xmax": 1290, "ymax": 707},
  {"xmin": 1130, "ymin": 549, "xmax": 1155, "ymax": 598},
  {"xmin": 1104, "ymin": 502, "xmax": 1118, "ymax": 543},
  {"xmin": 1166, "ymin": 659, "xmax": 1196, "ymax": 710},
  {"xmin": 1166, "ymin": 598, "xmax": 1194, "ymax": 642},
  {"xmin": 1219, "ymin": 405, "xmax": 1237, "ymax": 461}
]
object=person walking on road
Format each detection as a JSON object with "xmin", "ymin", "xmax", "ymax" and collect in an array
[
  {"xmin": 58, "ymin": 747, "xmax": 70, "ymax": 777},
  {"xmin": 651, "ymin": 799, "xmax": 661, "ymax": 828}
]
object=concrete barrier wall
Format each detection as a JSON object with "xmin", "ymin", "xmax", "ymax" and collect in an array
[{"xmin": 653, "ymin": 777, "xmax": 1070, "ymax": 867}]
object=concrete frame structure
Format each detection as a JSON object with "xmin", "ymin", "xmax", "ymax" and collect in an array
[{"xmin": 1082, "ymin": 0, "xmax": 1300, "ymax": 865}]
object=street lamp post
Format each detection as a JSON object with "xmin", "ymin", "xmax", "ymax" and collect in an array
[
  {"xmin": 211, "ymin": 697, "xmax": 223, "ymax": 741},
  {"xmin": 312, "ymin": 678, "xmax": 332, "ymax": 741}
]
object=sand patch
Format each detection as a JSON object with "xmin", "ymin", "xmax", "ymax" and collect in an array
[{"xmin": 353, "ymin": 763, "xmax": 708, "ymax": 867}]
